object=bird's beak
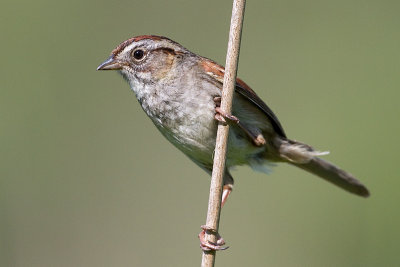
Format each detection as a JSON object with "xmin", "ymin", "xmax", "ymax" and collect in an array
[{"xmin": 97, "ymin": 56, "xmax": 123, "ymax": 70}]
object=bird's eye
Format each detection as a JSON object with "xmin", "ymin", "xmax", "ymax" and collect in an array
[{"xmin": 132, "ymin": 49, "xmax": 145, "ymax": 60}]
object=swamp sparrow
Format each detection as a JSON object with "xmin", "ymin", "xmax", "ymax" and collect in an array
[{"xmin": 97, "ymin": 35, "xmax": 369, "ymax": 250}]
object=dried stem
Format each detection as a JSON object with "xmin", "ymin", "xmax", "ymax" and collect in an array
[{"xmin": 200, "ymin": 0, "xmax": 246, "ymax": 266}]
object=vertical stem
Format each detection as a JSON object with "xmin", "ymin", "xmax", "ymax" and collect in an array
[{"xmin": 201, "ymin": 0, "xmax": 246, "ymax": 266}]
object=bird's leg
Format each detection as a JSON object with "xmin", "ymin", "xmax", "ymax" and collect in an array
[
  {"xmin": 214, "ymin": 97, "xmax": 266, "ymax": 146},
  {"xmin": 221, "ymin": 184, "xmax": 232, "ymax": 208},
  {"xmin": 198, "ymin": 184, "xmax": 233, "ymax": 251}
]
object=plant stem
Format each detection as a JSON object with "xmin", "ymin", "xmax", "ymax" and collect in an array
[{"xmin": 200, "ymin": 0, "xmax": 246, "ymax": 266}]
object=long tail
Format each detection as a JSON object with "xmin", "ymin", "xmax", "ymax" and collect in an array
[
  {"xmin": 290, "ymin": 157, "xmax": 369, "ymax": 197},
  {"xmin": 278, "ymin": 139, "xmax": 370, "ymax": 197}
]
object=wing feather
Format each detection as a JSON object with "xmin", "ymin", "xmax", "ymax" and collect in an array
[{"xmin": 200, "ymin": 58, "xmax": 286, "ymax": 138}]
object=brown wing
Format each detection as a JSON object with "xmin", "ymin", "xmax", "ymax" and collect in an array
[
  {"xmin": 235, "ymin": 78, "xmax": 286, "ymax": 138},
  {"xmin": 200, "ymin": 58, "xmax": 287, "ymax": 138}
]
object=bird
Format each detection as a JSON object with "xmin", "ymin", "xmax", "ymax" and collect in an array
[{"xmin": 97, "ymin": 35, "xmax": 369, "ymax": 250}]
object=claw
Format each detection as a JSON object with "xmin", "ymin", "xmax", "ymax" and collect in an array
[
  {"xmin": 214, "ymin": 105, "xmax": 266, "ymax": 147},
  {"xmin": 215, "ymin": 107, "xmax": 240, "ymax": 125},
  {"xmin": 198, "ymin": 225, "xmax": 229, "ymax": 251},
  {"xmin": 213, "ymin": 96, "xmax": 221, "ymax": 107},
  {"xmin": 213, "ymin": 97, "xmax": 239, "ymax": 125}
]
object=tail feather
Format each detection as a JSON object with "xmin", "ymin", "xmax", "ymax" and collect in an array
[
  {"xmin": 277, "ymin": 139, "xmax": 369, "ymax": 197},
  {"xmin": 290, "ymin": 157, "xmax": 370, "ymax": 197}
]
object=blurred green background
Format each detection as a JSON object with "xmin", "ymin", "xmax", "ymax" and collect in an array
[{"xmin": 1, "ymin": 0, "xmax": 399, "ymax": 266}]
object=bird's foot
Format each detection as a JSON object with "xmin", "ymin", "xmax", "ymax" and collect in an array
[
  {"xmin": 214, "ymin": 97, "xmax": 266, "ymax": 146},
  {"xmin": 198, "ymin": 225, "xmax": 229, "ymax": 251},
  {"xmin": 214, "ymin": 106, "xmax": 240, "ymax": 125},
  {"xmin": 214, "ymin": 97, "xmax": 239, "ymax": 125}
]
